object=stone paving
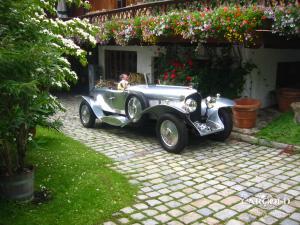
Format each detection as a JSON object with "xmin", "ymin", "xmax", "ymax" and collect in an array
[{"xmin": 56, "ymin": 95, "xmax": 300, "ymax": 225}]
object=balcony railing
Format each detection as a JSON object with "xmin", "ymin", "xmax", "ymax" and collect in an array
[{"xmin": 80, "ymin": 0, "xmax": 293, "ymax": 25}]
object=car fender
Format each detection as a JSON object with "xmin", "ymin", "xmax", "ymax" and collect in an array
[
  {"xmin": 127, "ymin": 91, "xmax": 149, "ymax": 106},
  {"xmin": 81, "ymin": 96, "xmax": 105, "ymax": 119},
  {"xmin": 215, "ymin": 97, "xmax": 235, "ymax": 109},
  {"xmin": 201, "ymin": 97, "xmax": 234, "ymax": 116},
  {"xmin": 142, "ymin": 104, "xmax": 188, "ymax": 120},
  {"xmin": 202, "ymin": 97, "xmax": 234, "ymax": 130}
]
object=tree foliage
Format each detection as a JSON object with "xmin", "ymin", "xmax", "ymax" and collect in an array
[{"xmin": 0, "ymin": 0, "xmax": 97, "ymax": 175}]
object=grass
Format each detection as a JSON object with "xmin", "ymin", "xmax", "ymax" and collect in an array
[
  {"xmin": 256, "ymin": 112, "xmax": 300, "ymax": 146},
  {"xmin": 0, "ymin": 127, "xmax": 137, "ymax": 225}
]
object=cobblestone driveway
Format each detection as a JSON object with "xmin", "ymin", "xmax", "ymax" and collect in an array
[{"xmin": 57, "ymin": 96, "xmax": 300, "ymax": 225}]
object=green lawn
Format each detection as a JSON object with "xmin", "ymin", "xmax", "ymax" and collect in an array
[
  {"xmin": 256, "ymin": 112, "xmax": 300, "ymax": 146},
  {"xmin": 0, "ymin": 127, "xmax": 137, "ymax": 225}
]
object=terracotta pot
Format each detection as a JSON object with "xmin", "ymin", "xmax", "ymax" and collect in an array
[
  {"xmin": 0, "ymin": 167, "xmax": 34, "ymax": 201},
  {"xmin": 277, "ymin": 88, "xmax": 300, "ymax": 112},
  {"xmin": 233, "ymin": 98, "xmax": 261, "ymax": 129}
]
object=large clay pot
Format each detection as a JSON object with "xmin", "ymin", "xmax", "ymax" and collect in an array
[
  {"xmin": 0, "ymin": 167, "xmax": 34, "ymax": 201},
  {"xmin": 233, "ymin": 98, "xmax": 261, "ymax": 129},
  {"xmin": 277, "ymin": 88, "xmax": 300, "ymax": 112}
]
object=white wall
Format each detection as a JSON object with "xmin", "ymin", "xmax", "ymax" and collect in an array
[
  {"xmin": 241, "ymin": 48, "xmax": 300, "ymax": 108},
  {"xmin": 98, "ymin": 45, "xmax": 300, "ymax": 108},
  {"xmin": 98, "ymin": 45, "xmax": 165, "ymax": 83}
]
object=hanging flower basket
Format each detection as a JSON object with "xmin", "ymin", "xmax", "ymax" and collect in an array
[{"xmin": 233, "ymin": 98, "xmax": 261, "ymax": 129}]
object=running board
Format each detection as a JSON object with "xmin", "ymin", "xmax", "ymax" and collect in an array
[{"xmin": 101, "ymin": 115, "xmax": 130, "ymax": 127}]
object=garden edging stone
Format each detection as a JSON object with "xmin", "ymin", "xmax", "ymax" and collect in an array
[{"xmin": 231, "ymin": 131, "xmax": 300, "ymax": 152}]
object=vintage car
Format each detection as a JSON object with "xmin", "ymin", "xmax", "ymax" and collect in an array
[{"xmin": 79, "ymin": 74, "xmax": 235, "ymax": 153}]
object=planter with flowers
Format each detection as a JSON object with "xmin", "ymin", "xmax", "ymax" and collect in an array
[{"xmin": 96, "ymin": 4, "xmax": 300, "ymax": 47}]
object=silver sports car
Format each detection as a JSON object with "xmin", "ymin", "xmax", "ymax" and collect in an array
[{"xmin": 79, "ymin": 74, "xmax": 235, "ymax": 153}]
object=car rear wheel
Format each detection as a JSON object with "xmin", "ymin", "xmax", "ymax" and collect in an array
[
  {"xmin": 156, "ymin": 114, "xmax": 188, "ymax": 154},
  {"xmin": 210, "ymin": 108, "xmax": 233, "ymax": 141},
  {"xmin": 125, "ymin": 94, "xmax": 147, "ymax": 126},
  {"xmin": 79, "ymin": 100, "xmax": 96, "ymax": 128}
]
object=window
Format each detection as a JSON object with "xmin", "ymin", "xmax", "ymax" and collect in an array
[
  {"xmin": 105, "ymin": 50, "xmax": 137, "ymax": 80},
  {"xmin": 276, "ymin": 62, "xmax": 300, "ymax": 89},
  {"xmin": 117, "ymin": 0, "xmax": 126, "ymax": 8}
]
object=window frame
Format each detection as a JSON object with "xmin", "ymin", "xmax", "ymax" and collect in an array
[{"xmin": 104, "ymin": 50, "xmax": 137, "ymax": 80}]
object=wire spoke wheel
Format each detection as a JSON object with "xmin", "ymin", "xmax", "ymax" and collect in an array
[
  {"xmin": 80, "ymin": 104, "xmax": 91, "ymax": 125},
  {"xmin": 79, "ymin": 101, "xmax": 96, "ymax": 128},
  {"xmin": 160, "ymin": 120, "xmax": 179, "ymax": 147},
  {"xmin": 127, "ymin": 96, "xmax": 143, "ymax": 122},
  {"xmin": 156, "ymin": 114, "xmax": 188, "ymax": 153}
]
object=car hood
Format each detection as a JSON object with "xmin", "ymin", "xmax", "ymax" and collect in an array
[{"xmin": 128, "ymin": 85, "xmax": 197, "ymax": 100}]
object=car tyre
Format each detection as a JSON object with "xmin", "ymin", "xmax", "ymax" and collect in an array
[
  {"xmin": 210, "ymin": 108, "xmax": 233, "ymax": 141},
  {"xmin": 79, "ymin": 100, "xmax": 96, "ymax": 128},
  {"xmin": 125, "ymin": 94, "xmax": 148, "ymax": 127},
  {"xmin": 156, "ymin": 114, "xmax": 188, "ymax": 154}
]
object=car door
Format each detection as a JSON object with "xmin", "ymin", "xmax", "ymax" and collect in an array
[
  {"xmin": 108, "ymin": 90, "xmax": 128, "ymax": 115},
  {"xmin": 99, "ymin": 89, "xmax": 115, "ymax": 113}
]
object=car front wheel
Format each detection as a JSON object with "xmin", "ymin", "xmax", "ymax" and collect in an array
[
  {"xmin": 79, "ymin": 100, "xmax": 96, "ymax": 128},
  {"xmin": 156, "ymin": 114, "xmax": 188, "ymax": 154}
]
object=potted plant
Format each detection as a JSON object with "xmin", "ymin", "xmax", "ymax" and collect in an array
[
  {"xmin": 277, "ymin": 88, "xmax": 300, "ymax": 112},
  {"xmin": 0, "ymin": 92, "xmax": 61, "ymax": 201},
  {"xmin": 0, "ymin": 0, "xmax": 97, "ymax": 201},
  {"xmin": 233, "ymin": 98, "xmax": 261, "ymax": 129}
]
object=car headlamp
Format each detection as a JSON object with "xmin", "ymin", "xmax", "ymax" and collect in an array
[
  {"xmin": 206, "ymin": 96, "xmax": 216, "ymax": 109},
  {"xmin": 185, "ymin": 98, "xmax": 197, "ymax": 112}
]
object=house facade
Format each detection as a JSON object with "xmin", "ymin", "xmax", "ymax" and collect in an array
[{"xmin": 60, "ymin": 0, "xmax": 300, "ymax": 108}]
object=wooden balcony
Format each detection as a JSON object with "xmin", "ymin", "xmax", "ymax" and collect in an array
[{"xmin": 80, "ymin": 0, "xmax": 292, "ymax": 25}]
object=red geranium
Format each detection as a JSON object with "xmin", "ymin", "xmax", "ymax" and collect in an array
[
  {"xmin": 186, "ymin": 76, "xmax": 192, "ymax": 82},
  {"xmin": 187, "ymin": 59, "xmax": 193, "ymax": 67},
  {"xmin": 172, "ymin": 60, "xmax": 181, "ymax": 68},
  {"xmin": 171, "ymin": 73, "xmax": 176, "ymax": 79},
  {"xmin": 163, "ymin": 72, "xmax": 169, "ymax": 80}
]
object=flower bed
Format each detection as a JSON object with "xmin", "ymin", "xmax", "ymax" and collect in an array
[{"xmin": 96, "ymin": 4, "xmax": 299, "ymax": 46}]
